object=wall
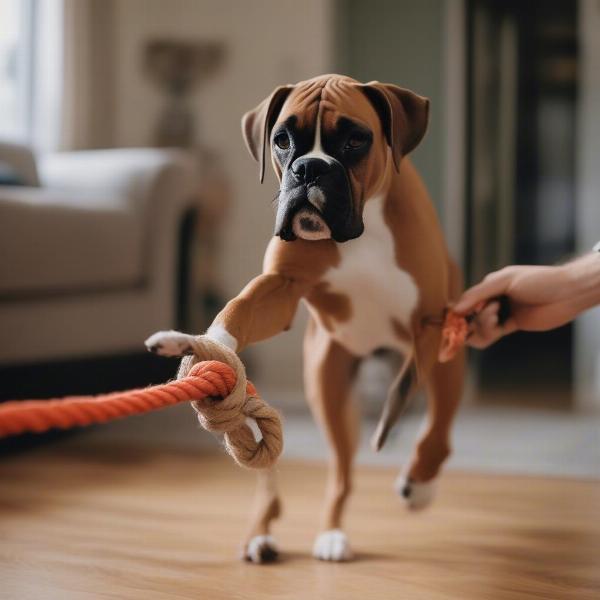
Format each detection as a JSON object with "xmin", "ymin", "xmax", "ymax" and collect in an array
[
  {"xmin": 575, "ymin": 0, "xmax": 600, "ymax": 412},
  {"xmin": 112, "ymin": 0, "xmax": 334, "ymax": 391},
  {"xmin": 336, "ymin": 0, "xmax": 446, "ymax": 217}
]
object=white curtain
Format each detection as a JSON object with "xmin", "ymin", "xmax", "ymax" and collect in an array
[
  {"xmin": 61, "ymin": 0, "xmax": 116, "ymax": 150},
  {"xmin": 575, "ymin": 0, "xmax": 600, "ymax": 411},
  {"xmin": 31, "ymin": 0, "xmax": 64, "ymax": 152},
  {"xmin": 31, "ymin": 0, "xmax": 115, "ymax": 152}
]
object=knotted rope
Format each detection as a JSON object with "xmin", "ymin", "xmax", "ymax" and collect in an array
[
  {"xmin": 177, "ymin": 336, "xmax": 283, "ymax": 469},
  {"xmin": 0, "ymin": 337, "xmax": 283, "ymax": 470}
]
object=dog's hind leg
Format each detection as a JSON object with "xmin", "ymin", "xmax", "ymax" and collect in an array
[
  {"xmin": 303, "ymin": 318, "xmax": 360, "ymax": 561},
  {"xmin": 371, "ymin": 349, "xmax": 419, "ymax": 452},
  {"xmin": 242, "ymin": 468, "xmax": 282, "ymax": 563},
  {"xmin": 396, "ymin": 345, "xmax": 465, "ymax": 510},
  {"xmin": 397, "ymin": 258, "xmax": 465, "ymax": 510},
  {"xmin": 397, "ymin": 351, "xmax": 465, "ymax": 509}
]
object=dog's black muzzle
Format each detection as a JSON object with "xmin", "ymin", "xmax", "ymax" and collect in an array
[{"xmin": 274, "ymin": 157, "xmax": 363, "ymax": 243}]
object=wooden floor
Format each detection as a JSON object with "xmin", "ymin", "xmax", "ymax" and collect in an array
[{"xmin": 1, "ymin": 437, "xmax": 599, "ymax": 600}]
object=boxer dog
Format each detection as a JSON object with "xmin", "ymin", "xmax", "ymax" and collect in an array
[{"xmin": 146, "ymin": 75, "xmax": 464, "ymax": 563}]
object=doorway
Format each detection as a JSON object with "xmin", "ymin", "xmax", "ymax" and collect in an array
[{"xmin": 465, "ymin": 0, "xmax": 578, "ymax": 406}]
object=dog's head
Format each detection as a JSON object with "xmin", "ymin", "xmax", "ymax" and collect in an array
[{"xmin": 242, "ymin": 74, "xmax": 429, "ymax": 242}]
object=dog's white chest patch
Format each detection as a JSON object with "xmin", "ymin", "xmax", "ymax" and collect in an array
[{"xmin": 308, "ymin": 196, "xmax": 419, "ymax": 356}]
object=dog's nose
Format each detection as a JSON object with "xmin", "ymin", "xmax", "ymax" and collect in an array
[{"xmin": 291, "ymin": 157, "xmax": 330, "ymax": 183}]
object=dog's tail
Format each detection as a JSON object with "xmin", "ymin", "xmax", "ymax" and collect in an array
[{"xmin": 370, "ymin": 348, "xmax": 418, "ymax": 451}]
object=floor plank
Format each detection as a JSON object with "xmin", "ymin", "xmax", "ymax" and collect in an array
[{"xmin": 1, "ymin": 437, "xmax": 599, "ymax": 599}]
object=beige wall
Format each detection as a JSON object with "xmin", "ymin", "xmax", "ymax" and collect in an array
[
  {"xmin": 575, "ymin": 0, "xmax": 600, "ymax": 412},
  {"xmin": 112, "ymin": 0, "xmax": 334, "ymax": 390},
  {"xmin": 336, "ymin": 0, "xmax": 445, "ymax": 216}
]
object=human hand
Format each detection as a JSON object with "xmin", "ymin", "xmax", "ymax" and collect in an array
[{"xmin": 453, "ymin": 264, "xmax": 582, "ymax": 349}]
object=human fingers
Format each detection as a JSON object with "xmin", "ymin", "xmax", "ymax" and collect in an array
[
  {"xmin": 467, "ymin": 302, "xmax": 499, "ymax": 348},
  {"xmin": 467, "ymin": 302, "xmax": 517, "ymax": 348}
]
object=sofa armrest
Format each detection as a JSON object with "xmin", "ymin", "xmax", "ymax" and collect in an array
[
  {"xmin": 38, "ymin": 148, "xmax": 199, "ymax": 213},
  {"xmin": 14, "ymin": 149, "xmax": 201, "ymax": 330},
  {"xmin": 39, "ymin": 149, "xmax": 201, "ymax": 297}
]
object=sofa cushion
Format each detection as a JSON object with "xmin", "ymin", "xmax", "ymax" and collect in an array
[{"xmin": 0, "ymin": 187, "xmax": 145, "ymax": 297}]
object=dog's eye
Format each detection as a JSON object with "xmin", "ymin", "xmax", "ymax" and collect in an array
[
  {"xmin": 344, "ymin": 132, "xmax": 368, "ymax": 151},
  {"xmin": 274, "ymin": 132, "xmax": 290, "ymax": 150}
]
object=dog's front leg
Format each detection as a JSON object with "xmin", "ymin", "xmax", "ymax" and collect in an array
[
  {"xmin": 206, "ymin": 272, "xmax": 306, "ymax": 351},
  {"xmin": 147, "ymin": 272, "xmax": 306, "ymax": 355},
  {"xmin": 242, "ymin": 467, "xmax": 281, "ymax": 563},
  {"xmin": 303, "ymin": 318, "xmax": 360, "ymax": 561},
  {"xmin": 147, "ymin": 271, "xmax": 306, "ymax": 563}
]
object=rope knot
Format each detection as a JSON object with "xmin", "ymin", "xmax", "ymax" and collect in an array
[{"xmin": 177, "ymin": 336, "xmax": 283, "ymax": 469}]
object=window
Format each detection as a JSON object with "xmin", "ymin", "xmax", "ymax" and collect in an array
[{"xmin": 0, "ymin": 0, "xmax": 35, "ymax": 142}]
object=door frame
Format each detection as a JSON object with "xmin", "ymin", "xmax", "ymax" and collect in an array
[
  {"xmin": 442, "ymin": 0, "xmax": 467, "ymax": 269},
  {"xmin": 575, "ymin": 0, "xmax": 600, "ymax": 412}
]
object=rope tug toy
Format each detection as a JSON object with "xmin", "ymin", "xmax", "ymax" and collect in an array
[
  {"xmin": 0, "ymin": 337, "xmax": 283, "ymax": 469},
  {"xmin": 438, "ymin": 308, "xmax": 474, "ymax": 363},
  {"xmin": 0, "ymin": 300, "xmax": 497, "ymax": 460},
  {"xmin": 438, "ymin": 295, "xmax": 511, "ymax": 362}
]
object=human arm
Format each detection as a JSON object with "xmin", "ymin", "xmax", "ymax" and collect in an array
[{"xmin": 454, "ymin": 252, "xmax": 600, "ymax": 349}]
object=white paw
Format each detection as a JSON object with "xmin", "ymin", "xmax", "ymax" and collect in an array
[
  {"xmin": 312, "ymin": 529, "xmax": 353, "ymax": 562},
  {"xmin": 394, "ymin": 474, "xmax": 437, "ymax": 511},
  {"xmin": 243, "ymin": 535, "xmax": 279, "ymax": 564},
  {"xmin": 144, "ymin": 330, "xmax": 195, "ymax": 357}
]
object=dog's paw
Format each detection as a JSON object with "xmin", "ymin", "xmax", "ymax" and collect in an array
[
  {"xmin": 313, "ymin": 529, "xmax": 353, "ymax": 562},
  {"xmin": 144, "ymin": 330, "xmax": 195, "ymax": 357},
  {"xmin": 394, "ymin": 474, "xmax": 437, "ymax": 511},
  {"xmin": 242, "ymin": 535, "xmax": 279, "ymax": 564}
]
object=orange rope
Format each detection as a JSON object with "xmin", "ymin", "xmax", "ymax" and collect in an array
[
  {"xmin": 0, "ymin": 360, "xmax": 250, "ymax": 437},
  {"xmin": 438, "ymin": 303, "xmax": 486, "ymax": 363},
  {"xmin": 0, "ymin": 330, "xmax": 285, "ymax": 469},
  {"xmin": 0, "ymin": 354, "xmax": 283, "ymax": 469},
  {"xmin": 438, "ymin": 311, "xmax": 470, "ymax": 363}
]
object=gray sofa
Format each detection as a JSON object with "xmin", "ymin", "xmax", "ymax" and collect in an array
[{"xmin": 0, "ymin": 142, "xmax": 200, "ymax": 367}]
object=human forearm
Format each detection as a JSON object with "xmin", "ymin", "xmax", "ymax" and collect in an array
[
  {"xmin": 561, "ymin": 252, "xmax": 600, "ymax": 317},
  {"xmin": 455, "ymin": 250, "xmax": 600, "ymax": 349}
]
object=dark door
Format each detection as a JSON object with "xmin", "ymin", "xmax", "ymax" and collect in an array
[{"xmin": 466, "ymin": 0, "xmax": 578, "ymax": 405}]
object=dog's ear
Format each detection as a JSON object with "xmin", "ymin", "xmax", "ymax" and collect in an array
[
  {"xmin": 242, "ymin": 85, "xmax": 295, "ymax": 183},
  {"xmin": 358, "ymin": 82, "xmax": 429, "ymax": 172}
]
